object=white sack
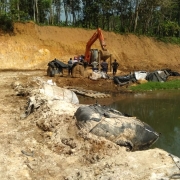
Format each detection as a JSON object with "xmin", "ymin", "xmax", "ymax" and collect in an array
[
  {"xmin": 89, "ymin": 71, "xmax": 108, "ymax": 80},
  {"xmin": 39, "ymin": 84, "xmax": 79, "ymax": 104},
  {"xmin": 134, "ymin": 71, "xmax": 147, "ymax": 80},
  {"xmin": 89, "ymin": 71, "xmax": 102, "ymax": 80}
]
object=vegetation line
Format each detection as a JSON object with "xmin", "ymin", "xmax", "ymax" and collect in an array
[
  {"xmin": 1, "ymin": 1, "xmax": 180, "ymax": 45},
  {"xmin": 129, "ymin": 80, "xmax": 180, "ymax": 92}
]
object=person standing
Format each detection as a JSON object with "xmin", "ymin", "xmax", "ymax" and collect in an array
[
  {"xmin": 68, "ymin": 58, "xmax": 73, "ymax": 76},
  {"xmin": 101, "ymin": 60, "xmax": 108, "ymax": 74},
  {"xmin": 91, "ymin": 59, "xmax": 99, "ymax": 71},
  {"xmin": 73, "ymin": 56, "xmax": 78, "ymax": 64},
  {"xmin": 83, "ymin": 60, "xmax": 88, "ymax": 69},
  {"xmin": 111, "ymin": 59, "xmax": 119, "ymax": 75}
]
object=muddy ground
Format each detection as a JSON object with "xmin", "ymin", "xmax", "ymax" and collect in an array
[
  {"xmin": 0, "ymin": 70, "xmax": 180, "ymax": 180},
  {"xmin": 1, "ymin": 22, "xmax": 180, "ymax": 179}
]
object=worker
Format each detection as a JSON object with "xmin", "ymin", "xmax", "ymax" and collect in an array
[
  {"xmin": 111, "ymin": 59, "xmax": 119, "ymax": 75},
  {"xmin": 73, "ymin": 56, "xmax": 78, "ymax": 64},
  {"xmin": 68, "ymin": 58, "xmax": 73, "ymax": 76},
  {"xmin": 79, "ymin": 56, "xmax": 83, "ymax": 63},
  {"xmin": 101, "ymin": 60, "xmax": 108, "ymax": 74},
  {"xmin": 91, "ymin": 59, "xmax": 99, "ymax": 71},
  {"xmin": 83, "ymin": 60, "xmax": 88, "ymax": 69}
]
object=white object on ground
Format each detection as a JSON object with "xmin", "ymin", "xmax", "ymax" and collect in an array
[
  {"xmin": 134, "ymin": 71, "xmax": 147, "ymax": 80},
  {"xmin": 47, "ymin": 79, "xmax": 56, "ymax": 86},
  {"xmin": 39, "ymin": 84, "xmax": 79, "ymax": 104}
]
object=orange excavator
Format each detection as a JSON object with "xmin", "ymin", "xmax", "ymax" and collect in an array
[
  {"xmin": 84, "ymin": 28, "xmax": 110, "ymax": 63},
  {"xmin": 70, "ymin": 28, "xmax": 111, "ymax": 77},
  {"xmin": 47, "ymin": 28, "xmax": 111, "ymax": 78}
]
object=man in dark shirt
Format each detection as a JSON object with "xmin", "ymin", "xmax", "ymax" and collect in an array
[
  {"xmin": 101, "ymin": 60, "xmax": 108, "ymax": 74},
  {"xmin": 111, "ymin": 59, "xmax": 119, "ymax": 75}
]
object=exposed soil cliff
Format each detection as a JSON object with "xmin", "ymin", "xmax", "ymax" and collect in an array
[{"xmin": 0, "ymin": 21, "xmax": 180, "ymax": 73}]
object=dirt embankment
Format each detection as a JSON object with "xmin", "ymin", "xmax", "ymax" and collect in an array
[
  {"xmin": 0, "ymin": 23, "xmax": 180, "ymax": 180},
  {"xmin": 0, "ymin": 21, "xmax": 180, "ymax": 73}
]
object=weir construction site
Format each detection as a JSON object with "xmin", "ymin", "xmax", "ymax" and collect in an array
[{"xmin": 0, "ymin": 22, "xmax": 180, "ymax": 180}]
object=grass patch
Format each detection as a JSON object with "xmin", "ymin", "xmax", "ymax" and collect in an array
[{"xmin": 129, "ymin": 80, "xmax": 180, "ymax": 92}]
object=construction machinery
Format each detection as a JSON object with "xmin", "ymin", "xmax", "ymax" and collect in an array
[
  {"xmin": 71, "ymin": 28, "xmax": 111, "ymax": 77},
  {"xmin": 84, "ymin": 27, "xmax": 110, "ymax": 63},
  {"xmin": 47, "ymin": 28, "xmax": 111, "ymax": 77}
]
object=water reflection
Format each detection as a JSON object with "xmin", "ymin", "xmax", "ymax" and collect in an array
[{"xmin": 110, "ymin": 91, "xmax": 180, "ymax": 157}]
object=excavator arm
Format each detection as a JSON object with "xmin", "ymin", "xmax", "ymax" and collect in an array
[{"xmin": 84, "ymin": 28, "xmax": 107, "ymax": 63}]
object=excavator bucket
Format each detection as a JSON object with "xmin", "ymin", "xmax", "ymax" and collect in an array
[{"xmin": 99, "ymin": 50, "xmax": 111, "ymax": 61}]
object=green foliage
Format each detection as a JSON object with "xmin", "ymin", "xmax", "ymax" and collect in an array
[
  {"xmin": 1, "ymin": 0, "xmax": 180, "ymax": 42},
  {"xmin": 156, "ymin": 36, "xmax": 180, "ymax": 45},
  {"xmin": 129, "ymin": 80, "xmax": 180, "ymax": 92},
  {"xmin": 0, "ymin": 14, "xmax": 14, "ymax": 32},
  {"xmin": 160, "ymin": 20, "xmax": 180, "ymax": 37}
]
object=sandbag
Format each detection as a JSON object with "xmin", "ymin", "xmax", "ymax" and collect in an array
[
  {"xmin": 113, "ymin": 74, "xmax": 136, "ymax": 85},
  {"xmin": 89, "ymin": 71, "xmax": 109, "ymax": 80},
  {"xmin": 146, "ymin": 70, "xmax": 170, "ymax": 82},
  {"xmin": 75, "ymin": 104, "xmax": 159, "ymax": 151},
  {"xmin": 48, "ymin": 59, "xmax": 68, "ymax": 69},
  {"xmin": 89, "ymin": 71, "xmax": 102, "ymax": 80},
  {"xmin": 47, "ymin": 59, "xmax": 68, "ymax": 77},
  {"xmin": 23, "ymin": 83, "xmax": 79, "ymax": 118},
  {"xmin": 40, "ymin": 84, "xmax": 79, "ymax": 104},
  {"xmin": 134, "ymin": 71, "xmax": 148, "ymax": 80}
]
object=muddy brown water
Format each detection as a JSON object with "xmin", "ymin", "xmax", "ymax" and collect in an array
[{"xmin": 79, "ymin": 90, "xmax": 180, "ymax": 157}]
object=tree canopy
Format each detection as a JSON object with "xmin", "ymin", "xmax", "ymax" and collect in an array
[{"xmin": 1, "ymin": 0, "xmax": 180, "ymax": 39}]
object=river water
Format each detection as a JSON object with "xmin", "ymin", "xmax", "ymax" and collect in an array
[{"xmin": 79, "ymin": 91, "xmax": 180, "ymax": 157}]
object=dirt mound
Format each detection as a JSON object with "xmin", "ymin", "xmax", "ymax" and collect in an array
[{"xmin": 0, "ymin": 21, "xmax": 180, "ymax": 73}]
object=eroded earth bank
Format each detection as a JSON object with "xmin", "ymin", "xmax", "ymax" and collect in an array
[{"xmin": 0, "ymin": 22, "xmax": 180, "ymax": 180}]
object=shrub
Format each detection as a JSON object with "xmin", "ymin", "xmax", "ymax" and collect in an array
[{"xmin": 0, "ymin": 14, "xmax": 14, "ymax": 32}]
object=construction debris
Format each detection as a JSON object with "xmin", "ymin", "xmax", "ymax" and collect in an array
[{"xmin": 64, "ymin": 86, "xmax": 111, "ymax": 98}]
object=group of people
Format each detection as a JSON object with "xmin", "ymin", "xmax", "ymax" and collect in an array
[
  {"xmin": 68, "ymin": 56, "xmax": 120, "ymax": 76},
  {"xmin": 91, "ymin": 59, "xmax": 119, "ymax": 75},
  {"xmin": 67, "ymin": 56, "xmax": 88, "ymax": 76}
]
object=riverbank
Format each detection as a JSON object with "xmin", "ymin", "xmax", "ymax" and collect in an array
[
  {"xmin": 1, "ymin": 22, "xmax": 180, "ymax": 179},
  {"xmin": 0, "ymin": 70, "xmax": 180, "ymax": 180}
]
